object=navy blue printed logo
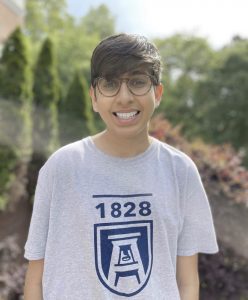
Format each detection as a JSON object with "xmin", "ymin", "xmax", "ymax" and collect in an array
[{"xmin": 94, "ymin": 220, "xmax": 153, "ymax": 297}]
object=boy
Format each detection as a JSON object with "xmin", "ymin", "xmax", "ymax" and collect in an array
[{"xmin": 24, "ymin": 33, "xmax": 218, "ymax": 300}]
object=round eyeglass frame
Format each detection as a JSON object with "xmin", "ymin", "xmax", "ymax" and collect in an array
[{"xmin": 94, "ymin": 74, "xmax": 155, "ymax": 97}]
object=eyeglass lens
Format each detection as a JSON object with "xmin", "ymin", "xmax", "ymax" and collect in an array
[{"xmin": 97, "ymin": 75, "xmax": 152, "ymax": 96}]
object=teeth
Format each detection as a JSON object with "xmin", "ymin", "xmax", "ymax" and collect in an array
[{"xmin": 115, "ymin": 111, "xmax": 138, "ymax": 120}]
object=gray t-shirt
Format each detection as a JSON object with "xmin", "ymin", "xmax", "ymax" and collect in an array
[{"xmin": 24, "ymin": 137, "xmax": 218, "ymax": 300}]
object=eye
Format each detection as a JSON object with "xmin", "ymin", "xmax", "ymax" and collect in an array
[
  {"xmin": 129, "ymin": 76, "xmax": 148, "ymax": 88},
  {"xmin": 101, "ymin": 79, "xmax": 119, "ymax": 90}
]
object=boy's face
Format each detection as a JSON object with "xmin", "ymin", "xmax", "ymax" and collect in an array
[{"xmin": 90, "ymin": 70, "xmax": 163, "ymax": 140}]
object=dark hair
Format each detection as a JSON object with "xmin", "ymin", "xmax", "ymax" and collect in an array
[{"xmin": 91, "ymin": 33, "xmax": 162, "ymax": 87}]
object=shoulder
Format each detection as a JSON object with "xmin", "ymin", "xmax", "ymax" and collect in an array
[
  {"xmin": 39, "ymin": 137, "xmax": 89, "ymax": 175},
  {"xmin": 50, "ymin": 139, "xmax": 85, "ymax": 160},
  {"xmin": 154, "ymin": 138, "xmax": 197, "ymax": 171}
]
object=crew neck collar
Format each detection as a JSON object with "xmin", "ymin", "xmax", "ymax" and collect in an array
[{"xmin": 84, "ymin": 136, "xmax": 158, "ymax": 165}]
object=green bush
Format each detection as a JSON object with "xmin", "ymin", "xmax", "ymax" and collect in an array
[
  {"xmin": 59, "ymin": 71, "xmax": 95, "ymax": 145},
  {"xmin": 32, "ymin": 37, "xmax": 60, "ymax": 158},
  {"xmin": 0, "ymin": 27, "xmax": 32, "ymax": 103},
  {"xmin": 0, "ymin": 28, "xmax": 32, "ymax": 162}
]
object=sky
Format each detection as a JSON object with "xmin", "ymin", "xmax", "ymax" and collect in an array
[{"xmin": 67, "ymin": 0, "xmax": 247, "ymax": 49}]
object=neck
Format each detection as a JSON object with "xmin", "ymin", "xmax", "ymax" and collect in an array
[{"xmin": 92, "ymin": 130, "xmax": 152, "ymax": 158}]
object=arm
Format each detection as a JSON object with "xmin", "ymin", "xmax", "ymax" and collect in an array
[
  {"xmin": 176, "ymin": 254, "xmax": 199, "ymax": 300},
  {"xmin": 24, "ymin": 259, "xmax": 44, "ymax": 300}
]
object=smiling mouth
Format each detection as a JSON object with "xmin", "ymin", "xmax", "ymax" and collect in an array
[{"xmin": 113, "ymin": 111, "xmax": 140, "ymax": 120}]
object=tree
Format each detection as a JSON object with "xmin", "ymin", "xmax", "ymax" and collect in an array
[
  {"xmin": 191, "ymin": 39, "xmax": 248, "ymax": 164},
  {"xmin": 155, "ymin": 34, "xmax": 214, "ymax": 77},
  {"xmin": 59, "ymin": 71, "xmax": 95, "ymax": 145},
  {"xmin": 155, "ymin": 34, "xmax": 215, "ymax": 130},
  {"xmin": 24, "ymin": 0, "xmax": 100, "ymax": 98},
  {"xmin": 0, "ymin": 28, "xmax": 32, "ymax": 102},
  {"xmin": 80, "ymin": 4, "xmax": 115, "ymax": 39},
  {"xmin": 0, "ymin": 27, "xmax": 32, "ymax": 160},
  {"xmin": 0, "ymin": 28, "xmax": 33, "ymax": 210},
  {"xmin": 32, "ymin": 37, "xmax": 60, "ymax": 158},
  {"xmin": 25, "ymin": 0, "xmax": 68, "ymax": 42},
  {"xmin": 55, "ymin": 18, "xmax": 99, "ymax": 97}
]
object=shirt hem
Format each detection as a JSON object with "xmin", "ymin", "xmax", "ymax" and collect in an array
[
  {"xmin": 24, "ymin": 250, "xmax": 45, "ymax": 260},
  {"xmin": 177, "ymin": 247, "xmax": 219, "ymax": 256}
]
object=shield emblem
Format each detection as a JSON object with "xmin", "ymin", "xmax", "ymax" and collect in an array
[{"xmin": 94, "ymin": 220, "xmax": 153, "ymax": 297}]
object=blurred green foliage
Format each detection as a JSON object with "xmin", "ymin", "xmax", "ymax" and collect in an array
[
  {"xmin": 80, "ymin": 4, "xmax": 115, "ymax": 39},
  {"xmin": 155, "ymin": 34, "xmax": 215, "ymax": 128},
  {"xmin": 0, "ymin": 28, "xmax": 32, "ymax": 161},
  {"xmin": 32, "ymin": 37, "xmax": 60, "ymax": 158},
  {"xmin": 155, "ymin": 35, "xmax": 248, "ymax": 165},
  {"xmin": 59, "ymin": 71, "xmax": 95, "ymax": 145},
  {"xmin": 0, "ymin": 28, "xmax": 32, "ymax": 103},
  {"xmin": 25, "ymin": 0, "xmax": 68, "ymax": 42},
  {"xmin": 192, "ymin": 45, "xmax": 248, "ymax": 150}
]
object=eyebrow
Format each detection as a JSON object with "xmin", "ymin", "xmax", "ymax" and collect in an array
[
  {"xmin": 130, "ymin": 69, "xmax": 149, "ymax": 75},
  {"xmin": 101, "ymin": 69, "xmax": 149, "ymax": 80}
]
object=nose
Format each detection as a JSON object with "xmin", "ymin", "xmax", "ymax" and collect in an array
[{"xmin": 116, "ymin": 81, "xmax": 134, "ymax": 105}]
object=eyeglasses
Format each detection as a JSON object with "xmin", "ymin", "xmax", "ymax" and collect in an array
[{"xmin": 95, "ymin": 74, "xmax": 154, "ymax": 97}]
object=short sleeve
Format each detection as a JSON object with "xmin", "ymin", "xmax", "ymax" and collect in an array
[
  {"xmin": 24, "ymin": 161, "xmax": 54, "ymax": 260},
  {"xmin": 177, "ymin": 159, "xmax": 219, "ymax": 256}
]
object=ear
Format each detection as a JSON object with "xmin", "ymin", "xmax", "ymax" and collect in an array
[
  {"xmin": 90, "ymin": 86, "xmax": 98, "ymax": 112},
  {"xmin": 154, "ymin": 83, "xmax": 163, "ymax": 108}
]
